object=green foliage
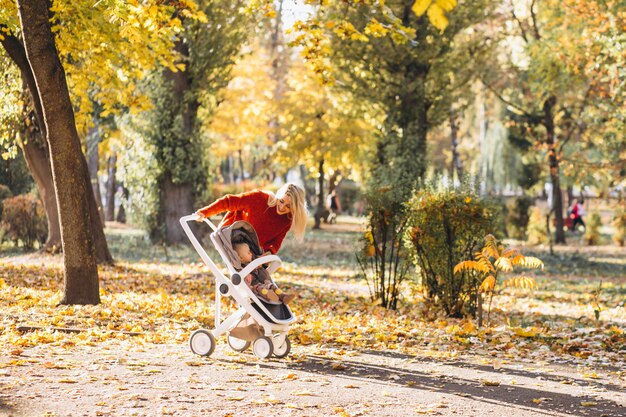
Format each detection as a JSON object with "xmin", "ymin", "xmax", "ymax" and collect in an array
[
  {"xmin": 406, "ymin": 180, "xmax": 501, "ymax": 317},
  {"xmin": 0, "ymin": 153, "xmax": 33, "ymax": 197},
  {"xmin": 356, "ymin": 182, "xmax": 412, "ymax": 310},
  {"xmin": 613, "ymin": 206, "xmax": 626, "ymax": 247},
  {"xmin": 527, "ymin": 206, "xmax": 548, "ymax": 246},
  {"xmin": 0, "ymin": 183, "xmax": 11, "ymax": 218},
  {"xmin": 0, "ymin": 194, "xmax": 47, "ymax": 249},
  {"xmin": 505, "ymin": 196, "xmax": 533, "ymax": 240},
  {"xmin": 584, "ymin": 211, "xmax": 602, "ymax": 246}
]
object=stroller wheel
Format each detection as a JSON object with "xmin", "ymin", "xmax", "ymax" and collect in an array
[
  {"xmin": 273, "ymin": 336, "xmax": 291, "ymax": 358},
  {"xmin": 227, "ymin": 335, "xmax": 251, "ymax": 352},
  {"xmin": 189, "ymin": 329, "xmax": 215, "ymax": 357},
  {"xmin": 252, "ymin": 336, "xmax": 273, "ymax": 359}
]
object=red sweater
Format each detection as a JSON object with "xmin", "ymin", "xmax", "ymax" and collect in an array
[{"xmin": 198, "ymin": 190, "xmax": 292, "ymax": 254}]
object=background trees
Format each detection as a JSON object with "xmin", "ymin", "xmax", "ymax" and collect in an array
[{"xmin": 0, "ymin": 0, "xmax": 624, "ymax": 309}]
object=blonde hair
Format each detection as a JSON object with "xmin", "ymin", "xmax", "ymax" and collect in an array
[{"xmin": 267, "ymin": 183, "xmax": 308, "ymax": 241}]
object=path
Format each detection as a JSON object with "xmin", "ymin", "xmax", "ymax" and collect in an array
[{"xmin": 2, "ymin": 339, "xmax": 625, "ymax": 417}]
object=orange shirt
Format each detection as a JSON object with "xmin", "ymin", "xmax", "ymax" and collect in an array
[{"xmin": 198, "ymin": 190, "xmax": 292, "ymax": 254}]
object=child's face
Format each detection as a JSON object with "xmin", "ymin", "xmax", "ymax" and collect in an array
[{"xmin": 235, "ymin": 243, "xmax": 253, "ymax": 263}]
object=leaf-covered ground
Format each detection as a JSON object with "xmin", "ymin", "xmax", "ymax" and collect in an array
[{"xmin": 1, "ymin": 218, "xmax": 625, "ymax": 416}]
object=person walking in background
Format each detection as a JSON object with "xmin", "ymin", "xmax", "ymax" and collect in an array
[
  {"xmin": 568, "ymin": 198, "xmax": 586, "ymax": 232},
  {"xmin": 326, "ymin": 189, "xmax": 341, "ymax": 224}
]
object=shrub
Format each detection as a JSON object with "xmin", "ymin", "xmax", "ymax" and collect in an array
[
  {"xmin": 505, "ymin": 196, "xmax": 533, "ymax": 239},
  {"xmin": 584, "ymin": 211, "xmax": 602, "ymax": 245},
  {"xmin": 613, "ymin": 206, "xmax": 626, "ymax": 246},
  {"xmin": 356, "ymin": 185, "xmax": 412, "ymax": 310},
  {"xmin": 526, "ymin": 206, "xmax": 548, "ymax": 245},
  {"xmin": 0, "ymin": 194, "xmax": 47, "ymax": 249},
  {"xmin": 406, "ymin": 183, "xmax": 502, "ymax": 317}
]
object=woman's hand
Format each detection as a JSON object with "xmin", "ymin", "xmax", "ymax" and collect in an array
[{"xmin": 194, "ymin": 210, "xmax": 206, "ymax": 221}]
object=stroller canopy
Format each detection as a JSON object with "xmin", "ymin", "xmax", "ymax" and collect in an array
[{"xmin": 212, "ymin": 220, "xmax": 263, "ymax": 270}]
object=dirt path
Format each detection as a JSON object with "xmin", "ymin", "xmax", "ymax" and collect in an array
[{"xmin": 2, "ymin": 339, "xmax": 625, "ymax": 417}]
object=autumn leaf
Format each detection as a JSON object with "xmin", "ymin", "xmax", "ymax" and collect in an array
[
  {"xmin": 427, "ymin": 4, "xmax": 449, "ymax": 31},
  {"xmin": 411, "ymin": 0, "xmax": 433, "ymax": 17}
]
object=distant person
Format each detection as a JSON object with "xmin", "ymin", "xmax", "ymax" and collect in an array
[
  {"xmin": 568, "ymin": 199, "xmax": 586, "ymax": 231},
  {"xmin": 326, "ymin": 189, "xmax": 341, "ymax": 224}
]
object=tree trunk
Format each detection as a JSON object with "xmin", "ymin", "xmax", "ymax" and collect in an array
[
  {"xmin": 313, "ymin": 159, "xmax": 325, "ymax": 229},
  {"xmin": 544, "ymin": 96, "xmax": 565, "ymax": 244},
  {"xmin": 105, "ymin": 154, "xmax": 117, "ymax": 221},
  {"xmin": 116, "ymin": 185, "xmax": 129, "ymax": 223},
  {"xmin": 328, "ymin": 170, "xmax": 341, "ymax": 194},
  {"xmin": 238, "ymin": 149, "xmax": 244, "ymax": 182},
  {"xmin": 3, "ymin": 23, "xmax": 111, "ymax": 264},
  {"xmin": 6, "ymin": 34, "xmax": 61, "ymax": 252},
  {"xmin": 18, "ymin": 0, "xmax": 100, "ymax": 304},
  {"xmin": 159, "ymin": 172, "xmax": 194, "ymax": 245},
  {"xmin": 450, "ymin": 109, "xmax": 464, "ymax": 181},
  {"xmin": 87, "ymin": 125, "xmax": 105, "ymax": 226},
  {"xmin": 153, "ymin": 38, "xmax": 200, "ymax": 244},
  {"xmin": 19, "ymin": 128, "xmax": 62, "ymax": 252},
  {"xmin": 298, "ymin": 164, "xmax": 314, "ymax": 208}
]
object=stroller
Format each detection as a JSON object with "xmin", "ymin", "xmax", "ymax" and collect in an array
[{"xmin": 180, "ymin": 214, "xmax": 296, "ymax": 359}]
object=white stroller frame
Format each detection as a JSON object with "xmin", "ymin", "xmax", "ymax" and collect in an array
[{"xmin": 180, "ymin": 214, "xmax": 296, "ymax": 359}]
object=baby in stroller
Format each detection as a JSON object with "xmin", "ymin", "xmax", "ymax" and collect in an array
[
  {"xmin": 215, "ymin": 220, "xmax": 295, "ymax": 305},
  {"xmin": 233, "ymin": 241, "xmax": 295, "ymax": 304}
]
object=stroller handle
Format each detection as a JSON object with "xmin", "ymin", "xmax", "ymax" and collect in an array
[{"xmin": 180, "ymin": 213, "xmax": 218, "ymax": 232}]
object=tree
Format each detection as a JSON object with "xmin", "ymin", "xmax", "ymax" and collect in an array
[
  {"xmin": 16, "ymin": 0, "xmax": 100, "ymax": 304},
  {"xmin": 278, "ymin": 62, "xmax": 375, "ymax": 229},
  {"xmin": 1, "ymin": 0, "xmax": 199, "ymax": 257},
  {"xmin": 124, "ymin": 0, "xmax": 252, "ymax": 244},
  {"xmin": 477, "ymin": 0, "xmax": 625, "ymax": 243}
]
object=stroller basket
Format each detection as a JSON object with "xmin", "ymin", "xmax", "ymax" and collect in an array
[{"xmin": 180, "ymin": 214, "xmax": 296, "ymax": 359}]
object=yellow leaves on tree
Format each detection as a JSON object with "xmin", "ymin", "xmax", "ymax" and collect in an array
[{"xmin": 411, "ymin": 0, "xmax": 457, "ymax": 31}]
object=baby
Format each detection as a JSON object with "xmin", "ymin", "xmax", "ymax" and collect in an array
[{"xmin": 233, "ymin": 242, "xmax": 295, "ymax": 305}]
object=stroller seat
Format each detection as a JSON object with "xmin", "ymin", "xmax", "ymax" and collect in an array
[{"xmin": 180, "ymin": 214, "xmax": 296, "ymax": 359}]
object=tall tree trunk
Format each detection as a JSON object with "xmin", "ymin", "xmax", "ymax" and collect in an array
[
  {"xmin": 105, "ymin": 154, "xmax": 117, "ymax": 221},
  {"xmin": 160, "ymin": 172, "xmax": 194, "ymax": 245},
  {"xmin": 544, "ymin": 96, "xmax": 565, "ymax": 244},
  {"xmin": 19, "ymin": 128, "xmax": 62, "ymax": 252},
  {"xmin": 238, "ymin": 149, "xmax": 244, "ymax": 182},
  {"xmin": 298, "ymin": 164, "xmax": 314, "ymax": 208},
  {"xmin": 566, "ymin": 185, "xmax": 574, "ymax": 209},
  {"xmin": 156, "ymin": 39, "xmax": 199, "ymax": 244},
  {"xmin": 450, "ymin": 109, "xmax": 464, "ymax": 181},
  {"xmin": 87, "ymin": 125, "xmax": 105, "ymax": 226},
  {"xmin": 3, "ymin": 24, "xmax": 111, "ymax": 264},
  {"xmin": 17, "ymin": 0, "xmax": 99, "ymax": 304},
  {"xmin": 116, "ymin": 184, "xmax": 129, "ymax": 223},
  {"xmin": 313, "ymin": 159, "xmax": 325, "ymax": 230},
  {"xmin": 328, "ymin": 170, "xmax": 341, "ymax": 194}
]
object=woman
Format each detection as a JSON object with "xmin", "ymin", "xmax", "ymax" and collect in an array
[{"xmin": 195, "ymin": 183, "xmax": 308, "ymax": 254}]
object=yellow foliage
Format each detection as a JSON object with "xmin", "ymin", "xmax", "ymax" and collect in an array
[
  {"xmin": 513, "ymin": 327, "xmax": 539, "ymax": 338},
  {"xmin": 411, "ymin": 0, "xmax": 433, "ymax": 17},
  {"xmin": 426, "ymin": 3, "xmax": 448, "ymax": 31},
  {"xmin": 436, "ymin": 0, "xmax": 457, "ymax": 12},
  {"xmin": 512, "ymin": 256, "xmax": 544, "ymax": 270},
  {"xmin": 479, "ymin": 275, "xmax": 496, "ymax": 293},
  {"xmin": 454, "ymin": 261, "xmax": 489, "ymax": 274},
  {"xmin": 503, "ymin": 276, "xmax": 537, "ymax": 290},
  {"xmin": 494, "ymin": 256, "xmax": 513, "ymax": 272}
]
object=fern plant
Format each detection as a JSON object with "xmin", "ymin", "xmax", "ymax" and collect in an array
[{"xmin": 454, "ymin": 234, "xmax": 543, "ymax": 326}]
